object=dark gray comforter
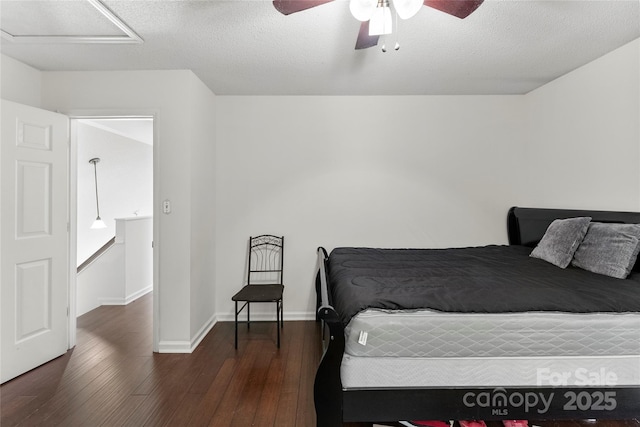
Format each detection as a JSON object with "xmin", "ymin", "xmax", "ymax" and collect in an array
[{"xmin": 328, "ymin": 245, "xmax": 640, "ymax": 325}]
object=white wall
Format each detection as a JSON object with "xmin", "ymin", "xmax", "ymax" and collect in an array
[
  {"xmin": 76, "ymin": 242, "xmax": 125, "ymax": 316},
  {"xmin": 77, "ymin": 122, "xmax": 153, "ymax": 266},
  {"xmin": 214, "ymin": 39, "xmax": 640, "ymax": 321},
  {"xmin": 42, "ymin": 70, "xmax": 217, "ymax": 351},
  {"xmin": 0, "ymin": 54, "xmax": 42, "ymax": 107},
  {"xmin": 524, "ymin": 39, "xmax": 640, "ymax": 211},
  {"xmin": 76, "ymin": 216, "xmax": 153, "ymax": 316},
  {"xmin": 120, "ymin": 217, "xmax": 153, "ymax": 302},
  {"xmin": 188, "ymin": 74, "xmax": 217, "ymax": 341},
  {"xmin": 215, "ymin": 95, "xmax": 527, "ymax": 320}
]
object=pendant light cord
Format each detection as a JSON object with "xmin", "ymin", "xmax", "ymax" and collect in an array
[
  {"xmin": 91, "ymin": 159, "xmax": 101, "ymax": 219},
  {"xmin": 395, "ymin": 10, "xmax": 400, "ymax": 50}
]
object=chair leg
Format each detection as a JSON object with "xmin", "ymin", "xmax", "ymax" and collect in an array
[
  {"xmin": 247, "ymin": 302, "xmax": 250, "ymax": 329},
  {"xmin": 234, "ymin": 301, "xmax": 238, "ymax": 349},
  {"xmin": 276, "ymin": 301, "xmax": 280, "ymax": 348}
]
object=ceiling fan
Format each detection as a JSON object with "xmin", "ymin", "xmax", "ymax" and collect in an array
[{"xmin": 273, "ymin": 0, "xmax": 484, "ymax": 50}]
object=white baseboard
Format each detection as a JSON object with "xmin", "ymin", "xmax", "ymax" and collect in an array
[
  {"xmin": 99, "ymin": 285, "xmax": 152, "ymax": 306},
  {"xmin": 156, "ymin": 340, "xmax": 192, "ymax": 353},
  {"xmin": 190, "ymin": 314, "xmax": 217, "ymax": 351},
  {"xmin": 99, "ymin": 297, "xmax": 126, "ymax": 305},
  {"xmin": 216, "ymin": 311, "xmax": 316, "ymax": 322},
  {"xmin": 125, "ymin": 285, "xmax": 153, "ymax": 304},
  {"xmin": 157, "ymin": 313, "xmax": 217, "ymax": 353}
]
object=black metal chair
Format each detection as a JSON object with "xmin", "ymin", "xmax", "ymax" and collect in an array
[{"xmin": 232, "ymin": 235, "xmax": 284, "ymax": 349}]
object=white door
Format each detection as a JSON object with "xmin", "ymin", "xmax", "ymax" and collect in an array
[{"xmin": 1, "ymin": 100, "xmax": 69, "ymax": 383}]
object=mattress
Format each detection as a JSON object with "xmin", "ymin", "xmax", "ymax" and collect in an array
[
  {"xmin": 341, "ymin": 354, "xmax": 640, "ymax": 388},
  {"xmin": 345, "ymin": 309, "xmax": 640, "ymax": 358},
  {"xmin": 341, "ymin": 309, "xmax": 640, "ymax": 388}
]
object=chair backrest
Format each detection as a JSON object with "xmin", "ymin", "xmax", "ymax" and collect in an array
[{"xmin": 247, "ymin": 235, "xmax": 284, "ymax": 285}]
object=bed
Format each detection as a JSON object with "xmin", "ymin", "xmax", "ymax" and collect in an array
[{"xmin": 313, "ymin": 207, "xmax": 640, "ymax": 426}]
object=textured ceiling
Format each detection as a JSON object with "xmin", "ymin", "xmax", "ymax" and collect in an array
[{"xmin": 1, "ymin": 0, "xmax": 639, "ymax": 95}]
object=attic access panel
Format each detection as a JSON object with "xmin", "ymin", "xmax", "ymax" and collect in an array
[{"xmin": 1, "ymin": 0, "xmax": 142, "ymax": 44}]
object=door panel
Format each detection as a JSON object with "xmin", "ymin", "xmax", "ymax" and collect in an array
[
  {"xmin": 17, "ymin": 161, "xmax": 52, "ymax": 237},
  {"xmin": 1, "ymin": 100, "xmax": 69, "ymax": 383},
  {"xmin": 16, "ymin": 259, "xmax": 52, "ymax": 342}
]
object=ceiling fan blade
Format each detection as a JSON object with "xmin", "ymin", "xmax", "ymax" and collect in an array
[
  {"xmin": 423, "ymin": 0, "xmax": 484, "ymax": 19},
  {"xmin": 355, "ymin": 21, "xmax": 380, "ymax": 50},
  {"xmin": 273, "ymin": 0, "xmax": 334, "ymax": 15}
]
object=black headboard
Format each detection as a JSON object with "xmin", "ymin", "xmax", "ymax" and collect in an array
[{"xmin": 508, "ymin": 206, "xmax": 640, "ymax": 272}]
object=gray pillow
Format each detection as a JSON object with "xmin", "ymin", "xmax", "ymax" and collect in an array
[
  {"xmin": 530, "ymin": 217, "xmax": 591, "ymax": 268},
  {"xmin": 571, "ymin": 222, "xmax": 640, "ymax": 279}
]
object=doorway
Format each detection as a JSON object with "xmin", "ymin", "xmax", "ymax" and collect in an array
[{"xmin": 69, "ymin": 116, "xmax": 156, "ymax": 351}]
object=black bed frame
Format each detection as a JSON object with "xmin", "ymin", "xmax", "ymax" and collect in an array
[{"xmin": 314, "ymin": 207, "xmax": 640, "ymax": 426}]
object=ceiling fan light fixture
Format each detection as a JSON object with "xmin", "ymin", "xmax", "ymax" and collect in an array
[
  {"xmin": 393, "ymin": 0, "xmax": 422, "ymax": 19},
  {"xmin": 272, "ymin": 0, "xmax": 485, "ymax": 50},
  {"xmin": 369, "ymin": 0, "xmax": 392, "ymax": 36},
  {"xmin": 350, "ymin": 0, "xmax": 377, "ymax": 21}
]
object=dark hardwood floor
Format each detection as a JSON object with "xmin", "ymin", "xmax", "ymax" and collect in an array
[
  {"xmin": 1, "ymin": 293, "xmax": 638, "ymax": 426},
  {"xmin": 1, "ymin": 293, "xmax": 322, "ymax": 426}
]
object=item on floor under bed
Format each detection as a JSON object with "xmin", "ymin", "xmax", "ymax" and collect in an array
[{"xmin": 400, "ymin": 421, "xmax": 452, "ymax": 427}]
